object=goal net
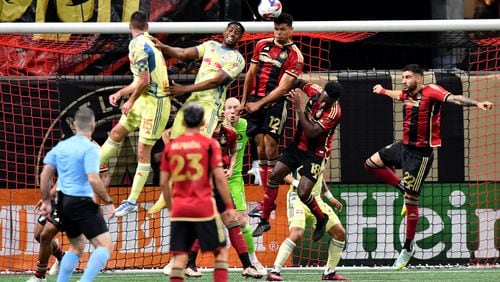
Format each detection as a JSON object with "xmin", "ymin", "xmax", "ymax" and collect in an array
[{"xmin": 0, "ymin": 22, "xmax": 498, "ymax": 272}]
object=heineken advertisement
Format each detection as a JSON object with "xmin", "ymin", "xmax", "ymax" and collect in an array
[{"xmin": 292, "ymin": 183, "xmax": 499, "ymax": 266}]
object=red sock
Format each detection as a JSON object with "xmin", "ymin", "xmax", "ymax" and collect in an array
[
  {"xmin": 364, "ymin": 163, "xmax": 400, "ymax": 187},
  {"xmin": 35, "ymin": 261, "xmax": 48, "ymax": 278},
  {"xmin": 170, "ymin": 277, "xmax": 183, "ymax": 282},
  {"xmin": 261, "ymin": 186, "xmax": 279, "ymax": 220},
  {"xmin": 260, "ymin": 164, "xmax": 269, "ymax": 188},
  {"xmin": 406, "ymin": 204, "xmax": 419, "ymax": 241},
  {"xmin": 190, "ymin": 239, "xmax": 201, "ymax": 253},
  {"xmin": 227, "ymin": 225, "xmax": 248, "ymax": 254},
  {"xmin": 304, "ymin": 196, "xmax": 325, "ymax": 221},
  {"xmin": 214, "ymin": 268, "xmax": 228, "ymax": 282}
]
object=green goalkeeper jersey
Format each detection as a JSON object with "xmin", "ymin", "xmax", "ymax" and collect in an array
[{"xmin": 228, "ymin": 118, "xmax": 248, "ymax": 178}]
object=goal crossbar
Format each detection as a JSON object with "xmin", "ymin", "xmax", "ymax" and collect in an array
[{"xmin": 0, "ymin": 19, "xmax": 499, "ymax": 34}]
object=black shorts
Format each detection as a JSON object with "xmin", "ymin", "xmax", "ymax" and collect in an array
[
  {"xmin": 246, "ymin": 95, "xmax": 289, "ymax": 141},
  {"xmin": 57, "ymin": 192, "xmax": 109, "ymax": 240},
  {"xmin": 170, "ymin": 217, "xmax": 226, "ymax": 254},
  {"xmin": 378, "ymin": 141, "xmax": 434, "ymax": 195},
  {"xmin": 279, "ymin": 144, "xmax": 325, "ymax": 183},
  {"xmin": 37, "ymin": 200, "xmax": 63, "ymax": 230}
]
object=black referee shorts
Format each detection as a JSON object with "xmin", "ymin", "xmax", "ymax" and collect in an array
[
  {"xmin": 378, "ymin": 141, "xmax": 434, "ymax": 195},
  {"xmin": 57, "ymin": 192, "xmax": 109, "ymax": 240}
]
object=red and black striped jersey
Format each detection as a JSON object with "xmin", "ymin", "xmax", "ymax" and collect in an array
[
  {"xmin": 295, "ymin": 82, "xmax": 341, "ymax": 158},
  {"xmin": 212, "ymin": 125, "xmax": 237, "ymax": 169},
  {"xmin": 160, "ymin": 132, "xmax": 223, "ymax": 220},
  {"xmin": 399, "ymin": 84, "xmax": 450, "ymax": 147},
  {"xmin": 250, "ymin": 38, "xmax": 303, "ymax": 97}
]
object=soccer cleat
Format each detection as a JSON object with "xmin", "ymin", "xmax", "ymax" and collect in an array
[
  {"xmin": 248, "ymin": 201, "xmax": 276, "ymax": 218},
  {"xmin": 252, "ymin": 219, "xmax": 271, "ymax": 237},
  {"xmin": 322, "ymin": 271, "xmax": 350, "ymax": 280},
  {"xmin": 148, "ymin": 195, "xmax": 167, "ymax": 214},
  {"xmin": 393, "ymin": 247, "xmax": 416, "ymax": 270},
  {"xmin": 266, "ymin": 272, "xmax": 283, "ymax": 281},
  {"xmin": 26, "ymin": 276, "xmax": 46, "ymax": 282},
  {"xmin": 401, "ymin": 204, "xmax": 407, "ymax": 217},
  {"xmin": 253, "ymin": 261, "xmax": 268, "ymax": 276},
  {"xmin": 163, "ymin": 260, "xmax": 173, "ymax": 276},
  {"xmin": 248, "ymin": 201, "xmax": 263, "ymax": 218},
  {"xmin": 313, "ymin": 214, "xmax": 329, "ymax": 242},
  {"xmin": 184, "ymin": 265, "xmax": 202, "ymax": 277},
  {"xmin": 48, "ymin": 258, "xmax": 61, "ymax": 276},
  {"xmin": 114, "ymin": 200, "xmax": 138, "ymax": 217},
  {"xmin": 242, "ymin": 266, "xmax": 263, "ymax": 279}
]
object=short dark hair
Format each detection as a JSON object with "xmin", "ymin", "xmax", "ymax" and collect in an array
[
  {"xmin": 74, "ymin": 107, "xmax": 95, "ymax": 132},
  {"xmin": 183, "ymin": 102, "xmax": 205, "ymax": 128},
  {"xmin": 274, "ymin": 12, "xmax": 293, "ymax": 26},
  {"xmin": 324, "ymin": 81, "xmax": 342, "ymax": 101},
  {"xmin": 402, "ymin": 64, "xmax": 423, "ymax": 76},
  {"xmin": 130, "ymin": 11, "xmax": 148, "ymax": 30},
  {"xmin": 227, "ymin": 21, "xmax": 245, "ymax": 34}
]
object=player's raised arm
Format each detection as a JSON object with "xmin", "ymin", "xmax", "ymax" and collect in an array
[
  {"xmin": 445, "ymin": 93, "xmax": 493, "ymax": 110},
  {"xmin": 372, "ymin": 84, "xmax": 402, "ymax": 100}
]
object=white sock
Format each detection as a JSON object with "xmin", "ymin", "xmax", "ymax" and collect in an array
[{"xmin": 249, "ymin": 252, "xmax": 258, "ymax": 264}]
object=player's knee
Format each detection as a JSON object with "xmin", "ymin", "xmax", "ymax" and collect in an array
[
  {"xmin": 39, "ymin": 230, "xmax": 55, "ymax": 245},
  {"xmin": 298, "ymin": 189, "xmax": 311, "ymax": 203},
  {"xmin": 364, "ymin": 157, "xmax": 381, "ymax": 169},
  {"xmin": 289, "ymin": 228, "xmax": 304, "ymax": 242},
  {"xmin": 404, "ymin": 194, "xmax": 420, "ymax": 205},
  {"xmin": 330, "ymin": 224, "xmax": 346, "ymax": 242},
  {"xmin": 267, "ymin": 178, "xmax": 280, "ymax": 189},
  {"xmin": 34, "ymin": 232, "xmax": 41, "ymax": 243}
]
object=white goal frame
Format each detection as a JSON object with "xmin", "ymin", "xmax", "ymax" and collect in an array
[{"xmin": 0, "ymin": 19, "xmax": 499, "ymax": 34}]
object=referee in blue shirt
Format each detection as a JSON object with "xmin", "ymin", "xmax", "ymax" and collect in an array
[{"xmin": 39, "ymin": 108, "xmax": 115, "ymax": 282}]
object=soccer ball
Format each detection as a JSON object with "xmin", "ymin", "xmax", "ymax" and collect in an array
[{"xmin": 258, "ymin": 0, "xmax": 282, "ymax": 20}]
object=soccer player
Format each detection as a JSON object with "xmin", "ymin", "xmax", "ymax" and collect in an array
[
  {"xmin": 159, "ymin": 102, "xmax": 235, "ymax": 282},
  {"xmin": 367, "ymin": 64, "xmax": 493, "ymax": 270},
  {"xmin": 99, "ymin": 10, "xmax": 171, "ymax": 217},
  {"xmin": 28, "ymin": 142, "xmax": 110, "ymax": 282},
  {"xmin": 253, "ymin": 80, "xmax": 342, "ymax": 242},
  {"xmin": 148, "ymin": 21, "xmax": 246, "ymax": 213},
  {"xmin": 240, "ymin": 12, "xmax": 304, "ymax": 218},
  {"xmin": 153, "ymin": 21, "xmax": 245, "ymax": 138},
  {"xmin": 162, "ymin": 110, "xmax": 262, "ymax": 279},
  {"xmin": 27, "ymin": 184, "xmax": 64, "ymax": 282},
  {"xmin": 38, "ymin": 108, "xmax": 115, "ymax": 282},
  {"xmin": 224, "ymin": 97, "xmax": 267, "ymax": 274},
  {"xmin": 267, "ymin": 174, "xmax": 349, "ymax": 281}
]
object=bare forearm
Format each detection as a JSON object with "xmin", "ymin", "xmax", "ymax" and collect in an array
[
  {"xmin": 296, "ymin": 109, "xmax": 320, "ymax": 138},
  {"xmin": 184, "ymin": 79, "xmax": 221, "ymax": 93},
  {"xmin": 161, "ymin": 45, "xmax": 188, "ymax": 59},
  {"xmin": 129, "ymin": 80, "xmax": 148, "ymax": 103},
  {"xmin": 260, "ymin": 86, "xmax": 287, "ymax": 106},
  {"xmin": 40, "ymin": 165, "xmax": 54, "ymax": 201},
  {"xmin": 447, "ymin": 95, "xmax": 478, "ymax": 107},
  {"xmin": 89, "ymin": 176, "xmax": 113, "ymax": 203},
  {"xmin": 242, "ymin": 70, "xmax": 255, "ymax": 105}
]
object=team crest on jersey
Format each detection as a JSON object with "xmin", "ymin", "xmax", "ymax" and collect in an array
[
  {"xmin": 279, "ymin": 51, "xmax": 288, "ymax": 59},
  {"xmin": 219, "ymin": 133, "xmax": 227, "ymax": 145}
]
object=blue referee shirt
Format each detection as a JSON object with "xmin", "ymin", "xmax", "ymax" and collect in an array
[{"xmin": 43, "ymin": 134, "xmax": 100, "ymax": 198}]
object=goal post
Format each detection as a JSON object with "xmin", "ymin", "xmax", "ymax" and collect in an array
[{"xmin": 0, "ymin": 20, "xmax": 498, "ymax": 272}]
